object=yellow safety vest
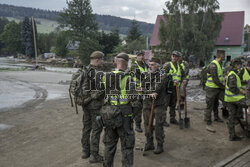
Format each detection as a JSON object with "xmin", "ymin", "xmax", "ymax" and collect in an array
[
  {"xmin": 205, "ymin": 60, "xmax": 224, "ymax": 88},
  {"xmin": 242, "ymin": 68, "xmax": 250, "ymax": 88},
  {"xmin": 224, "ymin": 71, "xmax": 245, "ymax": 102},
  {"xmin": 103, "ymin": 70, "xmax": 130, "ymax": 105},
  {"xmin": 169, "ymin": 62, "xmax": 181, "ymax": 86},
  {"xmin": 180, "ymin": 61, "xmax": 190, "ymax": 80},
  {"xmin": 133, "ymin": 61, "xmax": 147, "ymax": 88}
]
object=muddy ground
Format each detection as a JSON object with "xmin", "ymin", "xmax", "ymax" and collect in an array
[{"xmin": 0, "ymin": 71, "xmax": 249, "ymax": 167}]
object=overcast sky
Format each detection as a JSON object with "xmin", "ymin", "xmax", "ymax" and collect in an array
[{"xmin": 1, "ymin": 0, "xmax": 250, "ymax": 24}]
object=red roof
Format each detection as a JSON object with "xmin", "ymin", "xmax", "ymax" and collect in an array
[{"xmin": 150, "ymin": 11, "xmax": 245, "ymax": 47}]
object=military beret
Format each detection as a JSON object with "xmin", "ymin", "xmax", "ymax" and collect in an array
[
  {"xmin": 116, "ymin": 53, "xmax": 129, "ymax": 62},
  {"xmin": 150, "ymin": 57, "xmax": 161, "ymax": 64},
  {"xmin": 137, "ymin": 51, "xmax": 144, "ymax": 56},
  {"xmin": 172, "ymin": 50, "xmax": 180, "ymax": 56},
  {"xmin": 90, "ymin": 51, "xmax": 104, "ymax": 59}
]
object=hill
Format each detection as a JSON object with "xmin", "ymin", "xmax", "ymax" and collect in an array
[{"xmin": 0, "ymin": 3, "xmax": 154, "ymax": 35}]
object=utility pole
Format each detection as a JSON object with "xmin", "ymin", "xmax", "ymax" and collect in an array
[{"xmin": 31, "ymin": 17, "xmax": 38, "ymax": 66}]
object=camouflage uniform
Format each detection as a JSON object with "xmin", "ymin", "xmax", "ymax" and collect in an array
[
  {"xmin": 81, "ymin": 64, "xmax": 104, "ymax": 159},
  {"xmin": 142, "ymin": 70, "xmax": 168, "ymax": 151},
  {"xmin": 162, "ymin": 62, "xmax": 185, "ymax": 122},
  {"xmin": 129, "ymin": 60, "xmax": 148, "ymax": 130},
  {"xmin": 179, "ymin": 60, "xmax": 189, "ymax": 109},
  {"xmin": 204, "ymin": 62, "xmax": 225, "ymax": 124},
  {"xmin": 225, "ymin": 70, "xmax": 246, "ymax": 139},
  {"xmin": 101, "ymin": 53, "xmax": 137, "ymax": 167}
]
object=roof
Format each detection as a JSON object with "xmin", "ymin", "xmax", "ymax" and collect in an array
[{"xmin": 150, "ymin": 11, "xmax": 245, "ymax": 47}]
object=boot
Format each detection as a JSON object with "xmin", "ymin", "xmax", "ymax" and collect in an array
[
  {"xmin": 206, "ymin": 123, "xmax": 216, "ymax": 133},
  {"xmin": 81, "ymin": 151, "xmax": 90, "ymax": 159},
  {"xmin": 163, "ymin": 121, "xmax": 170, "ymax": 127},
  {"xmin": 229, "ymin": 135, "xmax": 243, "ymax": 141},
  {"xmin": 214, "ymin": 116, "xmax": 224, "ymax": 123},
  {"xmin": 89, "ymin": 154, "xmax": 104, "ymax": 163},
  {"xmin": 154, "ymin": 143, "xmax": 164, "ymax": 154},
  {"xmin": 135, "ymin": 125, "xmax": 143, "ymax": 133},
  {"xmin": 144, "ymin": 143, "xmax": 154, "ymax": 151},
  {"xmin": 170, "ymin": 118, "xmax": 179, "ymax": 125},
  {"xmin": 222, "ymin": 107, "xmax": 229, "ymax": 118}
]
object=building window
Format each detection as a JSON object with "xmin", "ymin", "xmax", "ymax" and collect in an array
[
  {"xmin": 226, "ymin": 55, "xmax": 231, "ymax": 62},
  {"xmin": 225, "ymin": 36, "xmax": 230, "ymax": 42}
]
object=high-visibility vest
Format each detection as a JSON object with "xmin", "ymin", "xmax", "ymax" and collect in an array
[
  {"xmin": 180, "ymin": 61, "xmax": 190, "ymax": 80},
  {"xmin": 224, "ymin": 71, "xmax": 245, "ymax": 102},
  {"xmin": 205, "ymin": 60, "xmax": 224, "ymax": 88},
  {"xmin": 103, "ymin": 70, "xmax": 130, "ymax": 105},
  {"xmin": 242, "ymin": 68, "xmax": 250, "ymax": 88},
  {"xmin": 133, "ymin": 61, "xmax": 147, "ymax": 88},
  {"xmin": 169, "ymin": 62, "xmax": 181, "ymax": 86}
]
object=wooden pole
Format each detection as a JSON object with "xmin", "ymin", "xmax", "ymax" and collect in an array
[{"xmin": 31, "ymin": 17, "xmax": 38, "ymax": 66}]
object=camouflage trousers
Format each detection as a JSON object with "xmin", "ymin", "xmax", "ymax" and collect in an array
[
  {"xmin": 204, "ymin": 87, "xmax": 224, "ymax": 124},
  {"xmin": 132, "ymin": 100, "xmax": 143, "ymax": 126},
  {"xmin": 143, "ymin": 106, "xmax": 166, "ymax": 145},
  {"xmin": 81, "ymin": 108, "xmax": 103, "ymax": 155},
  {"xmin": 227, "ymin": 99, "xmax": 246, "ymax": 137},
  {"xmin": 103, "ymin": 122, "xmax": 135, "ymax": 167},
  {"xmin": 165, "ymin": 86, "xmax": 177, "ymax": 120}
]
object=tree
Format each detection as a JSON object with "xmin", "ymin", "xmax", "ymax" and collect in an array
[
  {"xmin": 58, "ymin": 0, "xmax": 98, "ymax": 40},
  {"xmin": 58, "ymin": 0, "xmax": 99, "ymax": 64},
  {"xmin": 244, "ymin": 24, "xmax": 250, "ymax": 51},
  {"xmin": 159, "ymin": 0, "xmax": 223, "ymax": 62},
  {"xmin": 126, "ymin": 19, "xmax": 141, "ymax": 42},
  {"xmin": 98, "ymin": 29, "xmax": 120, "ymax": 55},
  {"xmin": 55, "ymin": 31, "xmax": 70, "ymax": 58},
  {"xmin": 38, "ymin": 32, "xmax": 57, "ymax": 54},
  {"xmin": 0, "ymin": 17, "xmax": 9, "ymax": 54},
  {"xmin": 0, "ymin": 21, "xmax": 23, "ymax": 55},
  {"xmin": 21, "ymin": 17, "xmax": 38, "ymax": 58}
]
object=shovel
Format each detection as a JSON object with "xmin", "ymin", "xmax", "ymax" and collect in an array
[
  {"xmin": 184, "ymin": 84, "xmax": 190, "ymax": 128},
  {"xmin": 176, "ymin": 86, "xmax": 184, "ymax": 129}
]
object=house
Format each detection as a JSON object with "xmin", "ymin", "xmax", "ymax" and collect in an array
[{"xmin": 150, "ymin": 11, "xmax": 245, "ymax": 63}]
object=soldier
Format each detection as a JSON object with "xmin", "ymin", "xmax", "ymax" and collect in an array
[
  {"xmin": 162, "ymin": 51, "xmax": 184, "ymax": 126},
  {"xmin": 204, "ymin": 49, "xmax": 225, "ymax": 133},
  {"xmin": 239, "ymin": 58, "xmax": 250, "ymax": 89},
  {"xmin": 142, "ymin": 57, "xmax": 168, "ymax": 154},
  {"xmin": 101, "ymin": 53, "xmax": 137, "ymax": 167},
  {"xmin": 224, "ymin": 59, "xmax": 246, "ymax": 141},
  {"xmin": 81, "ymin": 51, "xmax": 104, "ymax": 163},
  {"xmin": 130, "ymin": 52, "xmax": 148, "ymax": 133}
]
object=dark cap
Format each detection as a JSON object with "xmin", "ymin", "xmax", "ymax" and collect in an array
[
  {"xmin": 116, "ymin": 53, "xmax": 129, "ymax": 62},
  {"xmin": 90, "ymin": 51, "xmax": 104, "ymax": 59},
  {"xmin": 172, "ymin": 50, "xmax": 180, "ymax": 56},
  {"xmin": 150, "ymin": 57, "xmax": 161, "ymax": 64},
  {"xmin": 232, "ymin": 58, "xmax": 242, "ymax": 66},
  {"xmin": 137, "ymin": 51, "xmax": 144, "ymax": 56}
]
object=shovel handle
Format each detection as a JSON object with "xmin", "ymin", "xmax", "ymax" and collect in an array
[
  {"xmin": 176, "ymin": 86, "xmax": 181, "ymax": 120},
  {"xmin": 184, "ymin": 84, "xmax": 187, "ymax": 118}
]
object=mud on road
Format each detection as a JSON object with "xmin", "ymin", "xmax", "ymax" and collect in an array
[{"xmin": 0, "ymin": 71, "xmax": 249, "ymax": 167}]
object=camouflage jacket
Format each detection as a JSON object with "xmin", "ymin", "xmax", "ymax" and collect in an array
[
  {"xmin": 84, "ymin": 64, "xmax": 105, "ymax": 110},
  {"xmin": 207, "ymin": 61, "xmax": 225, "ymax": 89},
  {"xmin": 180, "ymin": 60, "xmax": 189, "ymax": 81},
  {"xmin": 130, "ymin": 60, "xmax": 148, "ymax": 80},
  {"xmin": 162, "ymin": 61, "xmax": 185, "ymax": 82},
  {"xmin": 142, "ymin": 70, "xmax": 168, "ymax": 108},
  {"xmin": 227, "ymin": 70, "xmax": 240, "ymax": 95},
  {"xmin": 247, "ymin": 81, "xmax": 250, "ymax": 106}
]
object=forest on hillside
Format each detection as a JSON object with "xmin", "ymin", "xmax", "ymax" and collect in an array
[{"xmin": 0, "ymin": 3, "xmax": 154, "ymax": 35}]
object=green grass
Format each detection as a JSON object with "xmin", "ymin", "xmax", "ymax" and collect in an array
[{"xmin": 0, "ymin": 67, "xmax": 28, "ymax": 72}]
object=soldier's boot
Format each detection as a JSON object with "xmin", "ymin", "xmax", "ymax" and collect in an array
[
  {"xmin": 214, "ymin": 115, "xmax": 224, "ymax": 123},
  {"xmin": 154, "ymin": 143, "xmax": 164, "ymax": 154},
  {"xmin": 163, "ymin": 121, "xmax": 170, "ymax": 127},
  {"xmin": 144, "ymin": 137, "xmax": 154, "ymax": 151},
  {"xmin": 170, "ymin": 118, "xmax": 179, "ymax": 125},
  {"xmin": 81, "ymin": 151, "xmax": 90, "ymax": 159},
  {"xmin": 135, "ymin": 124, "xmax": 143, "ymax": 133},
  {"xmin": 89, "ymin": 154, "xmax": 103, "ymax": 163},
  {"xmin": 206, "ymin": 122, "xmax": 216, "ymax": 133},
  {"xmin": 229, "ymin": 135, "xmax": 243, "ymax": 141}
]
